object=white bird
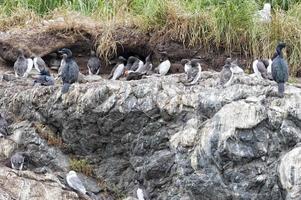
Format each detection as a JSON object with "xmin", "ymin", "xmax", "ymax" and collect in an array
[
  {"xmin": 256, "ymin": 3, "xmax": 271, "ymax": 23},
  {"xmin": 109, "ymin": 56, "xmax": 126, "ymax": 80},
  {"xmin": 14, "ymin": 49, "xmax": 33, "ymax": 78},
  {"xmin": 136, "ymin": 179, "xmax": 149, "ymax": 200},
  {"xmin": 137, "ymin": 187, "xmax": 145, "ymax": 200},
  {"xmin": 157, "ymin": 52, "xmax": 171, "ymax": 76},
  {"xmin": 66, "ymin": 171, "xmax": 86, "ymax": 195}
]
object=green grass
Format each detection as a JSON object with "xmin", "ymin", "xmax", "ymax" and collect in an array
[{"xmin": 1, "ymin": 0, "xmax": 301, "ymax": 76}]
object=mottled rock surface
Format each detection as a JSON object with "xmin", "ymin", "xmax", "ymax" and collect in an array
[{"xmin": 0, "ymin": 72, "xmax": 301, "ymax": 199}]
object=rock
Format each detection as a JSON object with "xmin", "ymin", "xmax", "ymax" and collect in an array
[
  {"xmin": 0, "ymin": 166, "xmax": 79, "ymax": 199},
  {"xmin": 0, "ymin": 72, "xmax": 301, "ymax": 199}
]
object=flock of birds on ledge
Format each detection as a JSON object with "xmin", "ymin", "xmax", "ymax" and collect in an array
[{"xmin": 12, "ymin": 42, "xmax": 288, "ymax": 98}]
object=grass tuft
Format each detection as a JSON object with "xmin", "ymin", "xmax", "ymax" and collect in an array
[{"xmin": 70, "ymin": 158, "xmax": 93, "ymax": 177}]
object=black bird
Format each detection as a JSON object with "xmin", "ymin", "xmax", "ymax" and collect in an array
[
  {"xmin": 271, "ymin": 42, "xmax": 289, "ymax": 98},
  {"xmin": 0, "ymin": 113, "xmax": 9, "ymax": 138},
  {"xmin": 33, "ymin": 69, "xmax": 55, "ymax": 86},
  {"xmin": 58, "ymin": 48, "xmax": 79, "ymax": 94},
  {"xmin": 87, "ymin": 50, "xmax": 101, "ymax": 75}
]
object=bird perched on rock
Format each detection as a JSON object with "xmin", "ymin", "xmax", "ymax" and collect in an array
[
  {"xmin": 109, "ymin": 56, "xmax": 127, "ymax": 80},
  {"xmin": 135, "ymin": 54, "xmax": 151, "ymax": 73},
  {"xmin": 58, "ymin": 48, "xmax": 79, "ymax": 94},
  {"xmin": 10, "ymin": 152, "xmax": 25, "ymax": 171},
  {"xmin": 252, "ymin": 59, "xmax": 272, "ymax": 79},
  {"xmin": 87, "ymin": 50, "xmax": 101, "ymax": 75},
  {"xmin": 125, "ymin": 56, "xmax": 143, "ymax": 72},
  {"xmin": 125, "ymin": 71, "xmax": 144, "ymax": 81},
  {"xmin": 181, "ymin": 59, "xmax": 202, "ymax": 85},
  {"xmin": 255, "ymin": 3, "xmax": 271, "ymax": 23},
  {"xmin": 33, "ymin": 69, "xmax": 55, "ymax": 86},
  {"xmin": 66, "ymin": 171, "xmax": 87, "ymax": 195},
  {"xmin": 33, "ymin": 54, "xmax": 48, "ymax": 73},
  {"xmin": 271, "ymin": 42, "xmax": 289, "ymax": 98},
  {"xmin": 220, "ymin": 58, "xmax": 235, "ymax": 87},
  {"xmin": 156, "ymin": 52, "xmax": 171, "ymax": 76},
  {"xmin": 14, "ymin": 49, "xmax": 33, "ymax": 78},
  {"xmin": 136, "ymin": 179, "xmax": 149, "ymax": 200},
  {"xmin": 0, "ymin": 113, "xmax": 9, "ymax": 138}
]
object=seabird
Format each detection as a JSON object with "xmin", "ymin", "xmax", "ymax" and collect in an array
[
  {"xmin": 136, "ymin": 54, "xmax": 153, "ymax": 74},
  {"xmin": 185, "ymin": 59, "xmax": 202, "ymax": 85},
  {"xmin": 33, "ymin": 54, "xmax": 48, "ymax": 73},
  {"xmin": 271, "ymin": 42, "xmax": 289, "ymax": 98},
  {"xmin": 14, "ymin": 49, "xmax": 33, "ymax": 78},
  {"xmin": 58, "ymin": 48, "xmax": 79, "ymax": 94},
  {"xmin": 255, "ymin": 3, "xmax": 271, "ymax": 23},
  {"xmin": 220, "ymin": 58, "xmax": 234, "ymax": 86},
  {"xmin": 136, "ymin": 179, "xmax": 149, "ymax": 200},
  {"xmin": 157, "ymin": 52, "xmax": 171, "ymax": 76},
  {"xmin": 125, "ymin": 56, "xmax": 143, "ymax": 72},
  {"xmin": 33, "ymin": 69, "xmax": 55, "ymax": 86},
  {"xmin": 66, "ymin": 170, "xmax": 87, "ymax": 195},
  {"xmin": 109, "ymin": 56, "xmax": 126, "ymax": 80},
  {"xmin": 87, "ymin": 50, "xmax": 101, "ymax": 75},
  {"xmin": 181, "ymin": 59, "xmax": 191, "ymax": 80},
  {"xmin": 252, "ymin": 59, "xmax": 269, "ymax": 79},
  {"xmin": 10, "ymin": 152, "xmax": 25, "ymax": 171},
  {"xmin": 0, "ymin": 113, "xmax": 9, "ymax": 138},
  {"xmin": 125, "ymin": 71, "xmax": 144, "ymax": 81}
]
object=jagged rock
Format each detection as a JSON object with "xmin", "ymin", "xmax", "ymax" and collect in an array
[
  {"xmin": 1, "ymin": 71, "xmax": 301, "ymax": 199},
  {"xmin": 0, "ymin": 166, "xmax": 79, "ymax": 200}
]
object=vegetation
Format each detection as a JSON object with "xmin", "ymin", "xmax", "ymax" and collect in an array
[
  {"xmin": 1, "ymin": 0, "xmax": 301, "ymax": 76},
  {"xmin": 70, "ymin": 158, "xmax": 93, "ymax": 176}
]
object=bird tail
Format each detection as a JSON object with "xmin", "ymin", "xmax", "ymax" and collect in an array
[
  {"xmin": 61, "ymin": 83, "xmax": 71, "ymax": 94},
  {"xmin": 278, "ymin": 82, "xmax": 285, "ymax": 97}
]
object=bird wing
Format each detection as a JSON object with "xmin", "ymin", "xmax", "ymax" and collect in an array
[
  {"xmin": 272, "ymin": 57, "xmax": 289, "ymax": 82},
  {"xmin": 257, "ymin": 61, "xmax": 268, "ymax": 78},
  {"xmin": 112, "ymin": 64, "xmax": 125, "ymax": 80},
  {"xmin": 25, "ymin": 58, "xmax": 34, "ymax": 75},
  {"xmin": 220, "ymin": 68, "xmax": 232, "ymax": 85},
  {"xmin": 36, "ymin": 57, "xmax": 47, "ymax": 71},
  {"xmin": 67, "ymin": 175, "xmax": 86, "ymax": 194},
  {"xmin": 14, "ymin": 58, "xmax": 28, "ymax": 76}
]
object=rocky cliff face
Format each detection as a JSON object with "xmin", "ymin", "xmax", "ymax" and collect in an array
[{"xmin": 0, "ymin": 72, "xmax": 301, "ymax": 199}]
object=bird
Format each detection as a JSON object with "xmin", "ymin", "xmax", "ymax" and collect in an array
[
  {"xmin": 33, "ymin": 69, "xmax": 55, "ymax": 86},
  {"xmin": 125, "ymin": 56, "xmax": 143, "ymax": 72},
  {"xmin": 10, "ymin": 152, "xmax": 25, "ymax": 171},
  {"xmin": 109, "ymin": 56, "xmax": 127, "ymax": 80},
  {"xmin": 58, "ymin": 48, "xmax": 79, "ymax": 94},
  {"xmin": 0, "ymin": 113, "xmax": 9, "ymax": 138},
  {"xmin": 66, "ymin": 170, "xmax": 87, "ymax": 195},
  {"xmin": 271, "ymin": 42, "xmax": 289, "ymax": 98},
  {"xmin": 125, "ymin": 71, "xmax": 144, "ymax": 81},
  {"xmin": 33, "ymin": 54, "xmax": 48, "ymax": 73},
  {"xmin": 135, "ymin": 54, "xmax": 153, "ymax": 74},
  {"xmin": 87, "ymin": 50, "xmax": 101, "ymax": 75},
  {"xmin": 181, "ymin": 59, "xmax": 191, "ymax": 79},
  {"xmin": 14, "ymin": 49, "xmax": 33, "ymax": 78},
  {"xmin": 255, "ymin": 3, "xmax": 271, "ymax": 23},
  {"xmin": 184, "ymin": 59, "xmax": 202, "ymax": 85},
  {"xmin": 136, "ymin": 179, "xmax": 149, "ymax": 200},
  {"xmin": 252, "ymin": 59, "xmax": 269, "ymax": 79},
  {"xmin": 157, "ymin": 52, "xmax": 171, "ymax": 76},
  {"xmin": 261, "ymin": 58, "xmax": 273, "ymax": 75},
  {"xmin": 220, "ymin": 58, "xmax": 234, "ymax": 86}
]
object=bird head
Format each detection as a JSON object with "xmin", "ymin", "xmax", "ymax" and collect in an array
[
  {"xmin": 263, "ymin": 3, "xmax": 271, "ymax": 12},
  {"xmin": 58, "ymin": 48, "xmax": 72, "ymax": 57},
  {"xmin": 159, "ymin": 51, "xmax": 168, "ymax": 62},
  {"xmin": 277, "ymin": 42, "xmax": 286, "ymax": 50},
  {"xmin": 225, "ymin": 58, "xmax": 232, "ymax": 65},
  {"xmin": 90, "ymin": 50, "xmax": 96, "ymax": 56},
  {"xmin": 16, "ymin": 49, "xmax": 24, "ymax": 57},
  {"xmin": 191, "ymin": 59, "xmax": 201, "ymax": 67},
  {"xmin": 181, "ymin": 59, "xmax": 190, "ymax": 66}
]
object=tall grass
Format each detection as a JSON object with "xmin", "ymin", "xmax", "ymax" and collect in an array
[{"xmin": 1, "ymin": 0, "xmax": 301, "ymax": 75}]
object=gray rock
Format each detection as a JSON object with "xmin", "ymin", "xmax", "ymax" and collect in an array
[{"xmin": 1, "ymin": 72, "xmax": 301, "ymax": 199}]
